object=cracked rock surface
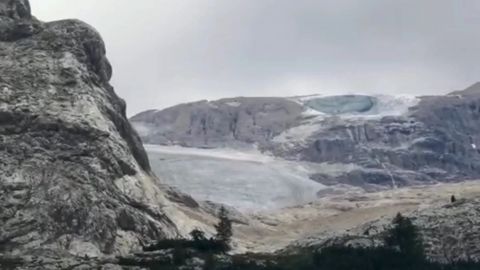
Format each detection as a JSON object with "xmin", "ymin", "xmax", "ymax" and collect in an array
[{"xmin": 0, "ymin": 0, "xmax": 210, "ymax": 264}]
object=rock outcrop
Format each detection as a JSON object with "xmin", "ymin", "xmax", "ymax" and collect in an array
[
  {"xmin": 131, "ymin": 85, "xmax": 480, "ymax": 191},
  {"xmin": 130, "ymin": 97, "xmax": 304, "ymax": 148},
  {"xmin": 0, "ymin": 0, "xmax": 209, "ymax": 262},
  {"xmin": 296, "ymin": 197, "xmax": 480, "ymax": 263},
  {"xmin": 301, "ymin": 86, "xmax": 480, "ymax": 190}
]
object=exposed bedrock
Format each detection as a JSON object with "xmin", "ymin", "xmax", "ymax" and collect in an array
[
  {"xmin": 0, "ymin": 0, "xmax": 208, "ymax": 259},
  {"xmin": 295, "ymin": 87, "xmax": 480, "ymax": 188},
  {"xmin": 131, "ymin": 97, "xmax": 304, "ymax": 147}
]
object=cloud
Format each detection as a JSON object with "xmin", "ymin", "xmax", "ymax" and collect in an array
[{"xmin": 30, "ymin": 0, "xmax": 480, "ymax": 115}]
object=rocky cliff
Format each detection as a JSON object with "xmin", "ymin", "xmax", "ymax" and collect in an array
[
  {"xmin": 0, "ymin": 0, "xmax": 209, "ymax": 261},
  {"xmin": 131, "ymin": 97, "xmax": 304, "ymax": 148},
  {"xmin": 131, "ymin": 84, "xmax": 480, "ymax": 191}
]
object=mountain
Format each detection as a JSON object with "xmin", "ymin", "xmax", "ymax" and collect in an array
[
  {"xmin": 131, "ymin": 85, "xmax": 480, "ymax": 192},
  {"xmin": 3, "ymin": 0, "xmax": 480, "ymax": 268},
  {"xmin": 0, "ymin": 0, "xmax": 211, "ymax": 263}
]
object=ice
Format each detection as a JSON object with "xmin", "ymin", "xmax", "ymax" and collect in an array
[
  {"xmin": 145, "ymin": 145, "xmax": 325, "ymax": 212},
  {"xmin": 305, "ymin": 95, "xmax": 376, "ymax": 115},
  {"xmin": 293, "ymin": 94, "xmax": 419, "ymax": 117},
  {"xmin": 371, "ymin": 94, "xmax": 419, "ymax": 116},
  {"xmin": 273, "ymin": 94, "xmax": 420, "ymax": 146}
]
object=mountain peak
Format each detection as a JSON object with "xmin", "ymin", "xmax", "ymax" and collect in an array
[
  {"xmin": 449, "ymin": 81, "xmax": 480, "ymax": 96},
  {"xmin": 463, "ymin": 81, "xmax": 480, "ymax": 93}
]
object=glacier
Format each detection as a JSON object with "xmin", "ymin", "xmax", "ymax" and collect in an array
[
  {"xmin": 133, "ymin": 93, "xmax": 431, "ymax": 212},
  {"xmin": 294, "ymin": 94, "xmax": 419, "ymax": 117},
  {"xmin": 273, "ymin": 94, "xmax": 419, "ymax": 145},
  {"xmin": 304, "ymin": 95, "xmax": 376, "ymax": 115},
  {"xmin": 145, "ymin": 145, "xmax": 326, "ymax": 211}
]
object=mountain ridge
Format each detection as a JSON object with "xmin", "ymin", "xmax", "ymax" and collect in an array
[{"xmin": 131, "ymin": 82, "xmax": 480, "ymax": 192}]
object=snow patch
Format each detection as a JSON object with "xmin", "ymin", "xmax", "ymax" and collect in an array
[
  {"xmin": 226, "ymin": 101, "xmax": 242, "ymax": 107},
  {"xmin": 146, "ymin": 144, "xmax": 274, "ymax": 163},
  {"xmin": 272, "ymin": 121, "xmax": 322, "ymax": 145}
]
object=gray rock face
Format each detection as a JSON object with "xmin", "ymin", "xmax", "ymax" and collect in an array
[
  {"xmin": 296, "ymin": 88, "xmax": 480, "ymax": 189},
  {"xmin": 132, "ymin": 84, "xmax": 480, "ymax": 190},
  {"xmin": 130, "ymin": 97, "xmax": 304, "ymax": 148},
  {"xmin": 0, "ymin": 248, "xmax": 229, "ymax": 269},
  {"xmin": 0, "ymin": 0, "xmax": 207, "ymax": 262}
]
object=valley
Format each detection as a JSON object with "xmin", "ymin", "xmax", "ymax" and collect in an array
[
  {"xmin": 144, "ymin": 144, "xmax": 480, "ymax": 255},
  {"xmin": 135, "ymin": 87, "xmax": 480, "ymax": 258},
  {"xmin": 3, "ymin": 0, "xmax": 480, "ymax": 268}
]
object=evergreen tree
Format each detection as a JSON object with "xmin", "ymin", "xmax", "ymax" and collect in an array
[
  {"xmin": 384, "ymin": 213, "xmax": 424, "ymax": 261},
  {"xmin": 215, "ymin": 206, "xmax": 233, "ymax": 248}
]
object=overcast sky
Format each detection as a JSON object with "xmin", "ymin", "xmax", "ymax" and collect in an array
[{"xmin": 30, "ymin": 0, "xmax": 480, "ymax": 116}]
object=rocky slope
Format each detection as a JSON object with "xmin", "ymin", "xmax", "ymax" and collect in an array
[
  {"xmin": 294, "ymin": 196, "xmax": 480, "ymax": 263},
  {"xmin": 0, "ymin": 0, "xmax": 211, "ymax": 262},
  {"xmin": 4, "ymin": 180, "xmax": 478, "ymax": 269},
  {"xmin": 131, "ymin": 97, "xmax": 304, "ymax": 148},
  {"xmin": 131, "ymin": 84, "xmax": 480, "ymax": 191}
]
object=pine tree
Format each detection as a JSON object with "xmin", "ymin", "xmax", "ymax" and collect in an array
[
  {"xmin": 384, "ymin": 213, "xmax": 424, "ymax": 261},
  {"xmin": 215, "ymin": 206, "xmax": 232, "ymax": 249}
]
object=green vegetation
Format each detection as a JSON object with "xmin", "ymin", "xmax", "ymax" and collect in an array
[
  {"xmin": 143, "ymin": 206, "xmax": 232, "ymax": 254},
  {"xmin": 135, "ymin": 212, "xmax": 480, "ymax": 270},
  {"xmin": 384, "ymin": 213, "xmax": 424, "ymax": 261},
  {"xmin": 143, "ymin": 232, "xmax": 229, "ymax": 254}
]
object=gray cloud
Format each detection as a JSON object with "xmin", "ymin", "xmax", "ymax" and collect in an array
[{"xmin": 30, "ymin": 0, "xmax": 480, "ymax": 115}]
